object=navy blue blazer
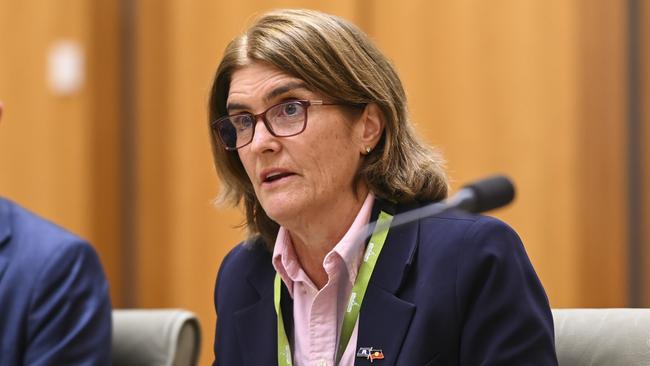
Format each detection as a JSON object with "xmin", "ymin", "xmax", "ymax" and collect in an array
[
  {"xmin": 0, "ymin": 198, "xmax": 112, "ymax": 365},
  {"xmin": 213, "ymin": 200, "xmax": 557, "ymax": 365}
]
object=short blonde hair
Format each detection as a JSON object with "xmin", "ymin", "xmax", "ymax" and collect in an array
[{"xmin": 208, "ymin": 9, "xmax": 448, "ymax": 249}]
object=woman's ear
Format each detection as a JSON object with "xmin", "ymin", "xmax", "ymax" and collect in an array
[{"xmin": 357, "ymin": 103, "xmax": 385, "ymax": 154}]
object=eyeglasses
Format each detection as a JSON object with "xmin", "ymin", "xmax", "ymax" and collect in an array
[{"xmin": 211, "ymin": 100, "xmax": 362, "ymax": 151}]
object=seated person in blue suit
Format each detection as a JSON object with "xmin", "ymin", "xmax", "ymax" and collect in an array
[
  {"xmin": 208, "ymin": 9, "xmax": 558, "ymax": 365},
  {"xmin": 0, "ymin": 102, "xmax": 112, "ymax": 365}
]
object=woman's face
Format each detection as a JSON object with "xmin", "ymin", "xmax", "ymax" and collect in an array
[{"xmin": 228, "ymin": 62, "xmax": 368, "ymax": 226}]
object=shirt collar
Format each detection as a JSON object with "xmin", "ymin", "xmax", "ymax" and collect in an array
[
  {"xmin": 329, "ymin": 192, "xmax": 375, "ymax": 282},
  {"xmin": 272, "ymin": 193, "xmax": 375, "ymax": 296}
]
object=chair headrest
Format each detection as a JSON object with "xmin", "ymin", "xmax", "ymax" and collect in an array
[{"xmin": 112, "ymin": 309, "xmax": 201, "ymax": 366}]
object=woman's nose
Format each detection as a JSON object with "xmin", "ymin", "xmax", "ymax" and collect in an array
[{"xmin": 248, "ymin": 116, "xmax": 280, "ymax": 154}]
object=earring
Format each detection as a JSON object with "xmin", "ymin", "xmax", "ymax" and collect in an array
[{"xmin": 364, "ymin": 147, "xmax": 372, "ymax": 155}]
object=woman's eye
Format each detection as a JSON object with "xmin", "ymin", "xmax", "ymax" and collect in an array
[
  {"xmin": 236, "ymin": 115, "xmax": 254, "ymax": 130},
  {"xmin": 282, "ymin": 102, "xmax": 299, "ymax": 116}
]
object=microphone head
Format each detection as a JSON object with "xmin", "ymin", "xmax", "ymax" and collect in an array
[{"xmin": 461, "ymin": 175, "xmax": 516, "ymax": 213}]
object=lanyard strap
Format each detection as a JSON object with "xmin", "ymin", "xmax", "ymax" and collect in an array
[{"xmin": 274, "ymin": 210, "xmax": 394, "ymax": 366}]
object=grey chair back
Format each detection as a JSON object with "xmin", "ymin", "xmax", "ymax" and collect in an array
[
  {"xmin": 553, "ymin": 308, "xmax": 650, "ymax": 365},
  {"xmin": 112, "ymin": 309, "xmax": 201, "ymax": 366}
]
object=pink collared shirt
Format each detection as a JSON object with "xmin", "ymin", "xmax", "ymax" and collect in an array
[{"xmin": 272, "ymin": 193, "xmax": 375, "ymax": 366}]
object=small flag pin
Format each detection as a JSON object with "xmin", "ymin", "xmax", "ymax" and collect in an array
[{"xmin": 356, "ymin": 347, "xmax": 384, "ymax": 363}]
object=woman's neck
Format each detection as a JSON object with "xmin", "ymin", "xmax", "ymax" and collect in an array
[{"xmin": 286, "ymin": 186, "xmax": 369, "ymax": 289}]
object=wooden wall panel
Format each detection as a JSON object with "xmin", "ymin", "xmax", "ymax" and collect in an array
[
  {"xmin": 0, "ymin": 0, "xmax": 123, "ymax": 304},
  {"xmin": 574, "ymin": 0, "xmax": 627, "ymax": 307},
  {"xmin": 132, "ymin": 0, "xmax": 173, "ymax": 309},
  {"xmin": 367, "ymin": 0, "xmax": 610, "ymax": 307},
  {"xmin": 87, "ymin": 0, "xmax": 125, "ymax": 307},
  {"xmin": 0, "ymin": 0, "xmax": 92, "ymax": 233}
]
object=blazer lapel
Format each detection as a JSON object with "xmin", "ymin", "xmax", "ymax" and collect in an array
[
  {"xmin": 0, "ymin": 198, "xmax": 13, "ymax": 283},
  {"xmin": 234, "ymin": 252, "xmax": 278, "ymax": 366},
  {"xmin": 355, "ymin": 201, "xmax": 419, "ymax": 366}
]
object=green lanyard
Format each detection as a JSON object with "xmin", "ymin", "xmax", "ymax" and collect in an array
[{"xmin": 274, "ymin": 210, "xmax": 394, "ymax": 366}]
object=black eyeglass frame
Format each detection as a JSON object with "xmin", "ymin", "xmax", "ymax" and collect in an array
[{"xmin": 211, "ymin": 99, "xmax": 364, "ymax": 151}]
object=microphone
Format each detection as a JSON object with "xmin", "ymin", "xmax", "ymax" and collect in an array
[
  {"xmin": 444, "ymin": 175, "xmax": 515, "ymax": 214},
  {"xmin": 368, "ymin": 175, "xmax": 516, "ymax": 234}
]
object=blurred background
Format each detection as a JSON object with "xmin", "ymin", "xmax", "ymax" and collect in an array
[{"xmin": 0, "ymin": 0, "xmax": 648, "ymax": 364}]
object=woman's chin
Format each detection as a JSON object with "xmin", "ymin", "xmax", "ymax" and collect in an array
[{"xmin": 260, "ymin": 197, "xmax": 311, "ymax": 227}]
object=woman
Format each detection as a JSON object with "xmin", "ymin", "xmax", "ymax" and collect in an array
[{"xmin": 209, "ymin": 9, "xmax": 557, "ymax": 366}]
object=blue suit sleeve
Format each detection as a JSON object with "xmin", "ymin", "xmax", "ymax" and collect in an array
[
  {"xmin": 24, "ymin": 241, "xmax": 112, "ymax": 366},
  {"xmin": 456, "ymin": 217, "xmax": 558, "ymax": 365}
]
